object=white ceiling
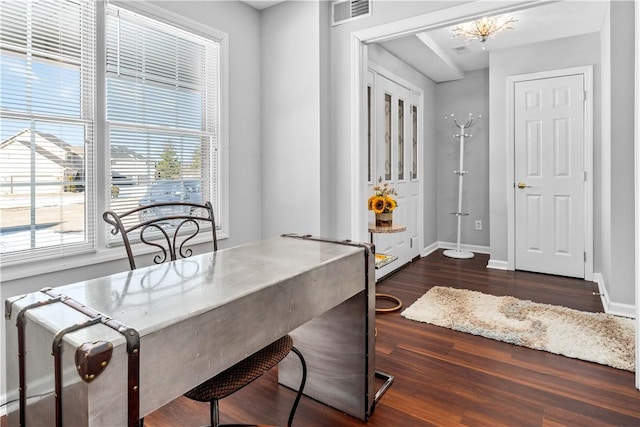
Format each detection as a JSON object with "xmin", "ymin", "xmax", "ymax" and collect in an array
[
  {"xmin": 378, "ymin": 1, "xmax": 608, "ymax": 83},
  {"xmin": 242, "ymin": 1, "xmax": 284, "ymax": 10}
]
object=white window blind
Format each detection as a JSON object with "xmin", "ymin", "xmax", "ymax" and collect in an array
[
  {"xmin": 0, "ymin": 0, "xmax": 95, "ymax": 262},
  {"xmin": 105, "ymin": 4, "xmax": 220, "ymax": 235}
]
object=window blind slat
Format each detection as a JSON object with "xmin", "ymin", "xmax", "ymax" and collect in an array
[
  {"xmin": 105, "ymin": 3, "xmax": 219, "ymax": 233},
  {"xmin": 0, "ymin": 0, "xmax": 95, "ymax": 263}
]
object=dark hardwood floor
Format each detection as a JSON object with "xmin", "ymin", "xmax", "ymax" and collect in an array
[
  {"xmin": 4, "ymin": 250, "xmax": 639, "ymax": 426},
  {"xmin": 143, "ymin": 250, "xmax": 639, "ymax": 427}
]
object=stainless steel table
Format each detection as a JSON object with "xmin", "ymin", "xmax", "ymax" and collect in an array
[{"xmin": 4, "ymin": 235, "xmax": 376, "ymax": 426}]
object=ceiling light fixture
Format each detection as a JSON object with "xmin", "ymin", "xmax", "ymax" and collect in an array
[{"xmin": 452, "ymin": 15, "xmax": 517, "ymax": 50}]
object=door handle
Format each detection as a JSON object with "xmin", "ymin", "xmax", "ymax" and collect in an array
[{"xmin": 517, "ymin": 182, "xmax": 530, "ymax": 189}]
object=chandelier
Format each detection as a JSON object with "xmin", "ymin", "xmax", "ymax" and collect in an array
[{"xmin": 452, "ymin": 15, "xmax": 517, "ymax": 49}]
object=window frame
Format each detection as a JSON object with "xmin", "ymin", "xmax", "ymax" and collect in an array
[
  {"xmin": 103, "ymin": 1, "xmax": 227, "ymax": 244},
  {"xmin": 0, "ymin": 0, "xmax": 96, "ymax": 265},
  {"xmin": 0, "ymin": 1, "xmax": 229, "ymax": 281}
]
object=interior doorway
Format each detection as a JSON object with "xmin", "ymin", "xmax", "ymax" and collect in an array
[
  {"xmin": 508, "ymin": 67, "xmax": 593, "ymax": 280},
  {"xmin": 367, "ymin": 67, "xmax": 422, "ymax": 279}
]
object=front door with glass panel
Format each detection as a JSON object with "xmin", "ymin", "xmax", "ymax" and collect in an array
[{"xmin": 368, "ymin": 71, "xmax": 420, "ymax": 280}]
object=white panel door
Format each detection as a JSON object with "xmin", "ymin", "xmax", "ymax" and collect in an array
[
  {"xmin": 514, "ymin": 74, "xmax": 585, "ymax": 278},
  {"xmin": 370, "ymin": 73, "xmax": 420, "ymax": 279}
]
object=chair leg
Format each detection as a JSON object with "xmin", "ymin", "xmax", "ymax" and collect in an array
[
  {"xmin": 287, "ymin": 346, "xmax": 307, "ymax": 427},
  {"xmin": 211, "ymin": 398, "xmax": 220, "ymax": 427}
]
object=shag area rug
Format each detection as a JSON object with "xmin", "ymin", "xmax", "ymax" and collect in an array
[{"xmin": 401, "ymin": 286, "xmax": 636, "ymax": 371}]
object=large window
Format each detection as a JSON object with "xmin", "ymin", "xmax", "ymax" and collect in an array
[
  {"xmin": 0, "ymin": 0, "xmax": 226, "ymax": 269},
  {"xmin": 0, "ymin": 0, "xmax": 95, "ymax": 262},
  {"xmin": 105, "ymin": 4, "xmax": 220, "ymax": 238}
]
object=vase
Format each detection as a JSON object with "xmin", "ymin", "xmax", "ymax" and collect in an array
[{"xmin": 375, "ymin": 212, "xmax": 393, "ymax": 227}]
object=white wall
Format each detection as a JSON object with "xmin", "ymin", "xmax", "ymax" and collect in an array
[
  {"xmin": 600, "ymin": 2, "xmax": 612, "ymax": 306},
  {"xmin": 319, "ymin": 0, "xmax": 333, "ymax": 236},
  {"xmin": 435, "ymin": 68, "xmax": 490, "ymax": 248},
  {"xmin": 606, "ymin": 0, "xmax": 635, "ymax": 305},
  {"xmin": 261, "ymin": 0, "xmax": 324, "ymax": 238}
]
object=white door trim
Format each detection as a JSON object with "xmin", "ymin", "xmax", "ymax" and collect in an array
[
  {"xmin": 368, "ymin": 62, "xmax": 425, "ymax": 96},
  {"xmin": 634, "ymin": 0, "xmax": 640, "ymax": 384},
  {"xmin": 506, "ymin": 66, "xmax": 594, "ymax": 280}
]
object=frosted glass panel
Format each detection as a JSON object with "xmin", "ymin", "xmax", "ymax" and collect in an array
[
  {"xmin": 398, "ymin": 99, "xmax": 404, "ymax": 180},
  {"xmin": 412, "ymin": 104, "xmax": 418, "ymax": 180},
  {"xmin": 384, "ymin": 93, "xmax": 391, "ymax": 180},
  {"xmin": 367, "ymin": 85, "xmax": 372, "ymax": 182}
]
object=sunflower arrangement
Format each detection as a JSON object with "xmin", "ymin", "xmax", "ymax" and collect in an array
[{"xmin": 368, "ymin": 182, "xmax": 398, "ymax": 214}]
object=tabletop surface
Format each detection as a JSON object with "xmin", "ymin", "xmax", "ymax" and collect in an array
[{"xmin": 7, "ymin": 236, "xmax": 364, "ymax": 339}]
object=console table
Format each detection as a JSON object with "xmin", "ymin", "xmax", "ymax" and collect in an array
[
  {"xmin": 4, "ymin": 235, "xmax": 377, "ymax": 426},
  {"xmin": 368, "ymin": 223, "xmax": 405, "ymax": 312}
]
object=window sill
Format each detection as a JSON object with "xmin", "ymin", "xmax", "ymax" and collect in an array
[{"xmin": 0, "ymin": 232, "xmax": 227, "ymax": 284}]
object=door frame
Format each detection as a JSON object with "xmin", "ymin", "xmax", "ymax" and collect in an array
[
  {"xmin": 634, "ymin": 0, "xmax": 639, "ymax": 381},
  {"xmin": 506, "ymin": 67, "xmax": 593, "ymax": 280},
  {"xmin": 367, "ymin": 63, "xmax": 424, "ymax": 275}
]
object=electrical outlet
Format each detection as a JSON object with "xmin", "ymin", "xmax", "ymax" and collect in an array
[{"xmin": 475, "ymin": 220, "xmax": 482, "ymax": 231}]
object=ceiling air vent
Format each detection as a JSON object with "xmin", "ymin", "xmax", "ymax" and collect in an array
[
  {"xmin": 332, "ymin": 0, "xmax": 371, "ymax": 26},
  {"xmin": 452, "ymin": 45, "xmax": 471, "ymax": 55}
]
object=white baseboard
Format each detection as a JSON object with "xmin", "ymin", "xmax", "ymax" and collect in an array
[
  {"xmin": 486, "ymin": 259, "xmax": 508, "ymax": 270},
  {"xmin": 437, "ymin": 241, "xmax": 490, "ymax": 254},
  {"xmin": 421, "ymin": 241, "xmax": 439, "ymax": 257},
  {"xmin": 593, "ymin": 273, "xmax": 636, "ymax": 318},
  {"xmin": 422, "ymin": 242, "xmax": 498, "ymax": 268}
]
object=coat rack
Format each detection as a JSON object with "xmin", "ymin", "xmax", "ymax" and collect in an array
[{"xmin": 444, "ymin": 113, "xmax": 480, "ymax": 259}]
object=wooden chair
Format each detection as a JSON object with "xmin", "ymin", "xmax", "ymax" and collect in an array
[{"xmin": 103, "ymin": 201, "xmax": 307, "ymax": 427}]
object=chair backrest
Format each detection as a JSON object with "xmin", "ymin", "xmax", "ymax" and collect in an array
[{"xmin": 103, "ymin": 201, "xmax": 217, "ymax": 270}]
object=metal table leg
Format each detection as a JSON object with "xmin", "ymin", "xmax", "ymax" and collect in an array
[{"xmin": 374, "ymin": 370, "xmax": 395, "ymax": 404}]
